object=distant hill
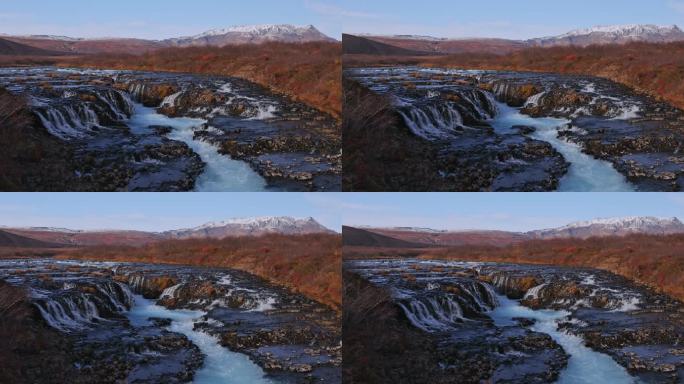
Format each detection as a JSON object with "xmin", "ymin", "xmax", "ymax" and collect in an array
[
  {"xmin": 0, "ymin": 37, "xmax": 62, "ymax": 56},
  {"xmin": 362, "ymin": 35, "xmax": 526, "ymax": 55},
  {"xmin": 527, "ymin": 216, "xmax": 684, "ymax": 239},
  {"xmin": 164, "ymin": 216, "xmax": 334, "ymax": 239},
  {"xmin": 342, "ymin": 34, "xmax": 429, "ymax": 55},
  {"xmin": 3, "ymin": 216, "xmax": 334, "ymax": 247},
  {"xmin": 369, "ymin": 228, "xmax": 528, "ymax": 247},
  {"xmin": 0, "ymin": 230, "xmax": 65, "ymax": 248},
  {"xmin": 167, "ymin": 24, "xmax": 336, "ymax": 47},
  {"xmin": 354, "ymin": 216, "xmax": 684, "ymax": 248},
  {"xmin": 528, "ymin": 24, "xmax": 684, "ymax": 47},
  {"xmin": 3, "ymin": 228, "xmax": 163, "ymax": 247},
  {"xmin": 342, "ymin": 226, "xmax": 431, "ymax": 248},
  {"xmin": 2, "ymin": 24, "xmax": 335, "ymax": 55},
  {"xmin": 350, "ymin": 24, "xmax": 684, "ymax": 56},
  {"xmin": 3, "ymin": 36, "xmax": 167, "ymax": 55}
]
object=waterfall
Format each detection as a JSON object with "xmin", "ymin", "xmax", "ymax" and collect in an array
[
  {"xmin": 396, "ymin": 88, "xmax": 497, "ymax": 140},
  {"xmin": 397, "ymin": 295, "xmax": 465, "ymax": 332},
  {"xmin": 34, "ymin": 89, "xmax": 133, "ymax": 141},
  {"xmin": 95, "ymin": 89, "xmax": 135, "ymax": 119},
  {"xmin": 35, "ymin": 104, "xmax": 101, "ymax": 140},
  {"xmin": 396, "ymin": 280, "xmax": 498, "ymax": 332},
  {"xmin": 128, "ymin": 83, "xmax": 147, "ymax": 102},
  {"xmin": 524, "ymin": 283, "xmax": 547, "ymax": 299},
  {"xmin": 159, "ymin": 283, "xmax": 184, "ymax": 299},
  {"xmin": 33, "ymin": 281, "xmax": 133, "ymax": 332},
  {"xmin": 525, "ymin": 91, "xmax": 547, "ymax": 107},
  {"xmin": 160, "ymin": 91, "xmax": 183, "ymax": 108},
  {"xmin": 397, "ymin": 103, "xmax": 464, "ymax": 140}
]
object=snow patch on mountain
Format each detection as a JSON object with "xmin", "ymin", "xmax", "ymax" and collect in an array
[
  {"xmin": 166, "ymin": 24, "xmax": 334, "ymax": 45},
  {"xmin": 529, "ymin": 24, "xmax": 684, "ymax": 46},
  {"xmin": 558, "ymin": 24, "xmax": 681, "ymax": 38},
  {"xmin": 560, "ymin": 216, "xmax": 683, "ymax": 229},
  {"xmin": 528, "ymin": 216, "xmax": 684, "ymax": 239},
  {"xmin": 190, "ymin": 216, "xmax": 319, "ymax": 230},
  {"xmin": 163, "ymin": 216, "xmax": 333, "ymax": 238},
  {"xmin": 191, "ymin": 24, "xmax": 318, "ymax": 38}
]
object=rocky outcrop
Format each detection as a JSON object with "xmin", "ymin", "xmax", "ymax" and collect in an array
[
  {"xmin": 117, "ymin": 274, "xmax": 178, "ymax": 299},
  {"xmin": 479, "ymin": 272, "xmax": 543, "ymax": 299},
  {"xmin": 117, "ymin": 81, "xmax": 179, "ymax": 107},
  {"xmin": 486, "ymin": 81, "xmax": 541, "ymax": 107}
]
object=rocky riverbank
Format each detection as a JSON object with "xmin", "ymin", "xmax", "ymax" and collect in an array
[
  {"xmin": 0, "ymin": 259, "xmax": 341, "ymax": 383},
  {"xmin": 344, "ymin": 67, "xmax": 684, "ymax": 191},
  {"xmin": 0, "ymin": 67, "xmax": 340, "ymax": 191},
  {"xmin": 344, "ymin": 259, "xmax": 684, "ymax": 383}
]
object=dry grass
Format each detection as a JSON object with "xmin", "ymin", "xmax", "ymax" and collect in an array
[
  {"xmin": 60, "ymin": 42, "xmax": 342, "ymax": 118},
  {"xmin": 345, "ymin": 42, "xmax": 684, "ymax": 111},
  {"xmin": 58, "ymin": 233, "xmax": 342, "ymax": 310},
  {"xmin": 422, "ymin": 233, "xmax": 684, "ymax": 302},
  {"xmin": 424, "ymin": 42, "xmax": 684, "ymax": 111}
]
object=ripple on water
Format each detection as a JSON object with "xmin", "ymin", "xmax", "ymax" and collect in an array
[
  {"xmin": 489, "ymin": 102, "xmax": 635, "ymax": 192},
  {"xmin": 489, "ymin": 294, "xmax": 636, "ymax": 384},
  {"xmin": 127, "ymin": 295, "xmax": 273, "ymax": 384},
  {"xmin": 126, "ymin": 103, "xmax": 267, "ymax": 192}
]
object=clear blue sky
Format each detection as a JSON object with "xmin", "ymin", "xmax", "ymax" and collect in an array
[
  {"xmin": 0, "ymin": 193, "xmax": 342, "ymax": 232},
  {"xmin": 339, "ymin": 0, "xmax": 684, "ymax": 39},
  {"xmin": 342, "ymin": 193, "xmax": 684, "ymax": 232},
  {"xmin": 2, "ymin": 1, "xmax": 682, "ymax": 40},
  {"xmin": 1, "ymin": 193, "xmax": 681, "ymax": 233},
  {"xmin": 0, "ymin": 0, "xmax": 348, "ymax": 39}
]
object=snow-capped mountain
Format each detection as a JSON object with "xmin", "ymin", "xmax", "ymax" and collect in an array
[
  {"xmin": 527, "ymin": 216, "xmax": 684, "ymax": 239},
  {"xmin": 163, "ymin": 216, "xmax": 333, "ymax": 239},
  {"xmin": 528, "ymin": 24, "xmax": 684, "ymax": 47},
  {"xmin": 165, "ymin": 24, "xmax": 335, "ymax": 47}
]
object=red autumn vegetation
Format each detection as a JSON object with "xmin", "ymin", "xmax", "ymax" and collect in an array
[
  {"xmin": 60, "ymin": 42, "xmax": 341, "ymax": 118},
  {"xmin": 419, "ymin": 233, "xmax": 684, "ymax": 303},
  {"xmin": 344, "ymin": 41, "xmax": 684, "ymax": 111},
  {"xmin": 57, "ymin": 233, "xmax": 342, "ymax": 311}
]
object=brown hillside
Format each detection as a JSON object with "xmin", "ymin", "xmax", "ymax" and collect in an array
[
  {"xmin": 422, "ymin": 233, "xmax": 684, "ymax": 303},
  {"xmin": 420, "ymin": 41, "xmax": 684, "ymax": 111},
  {"xmin": 58, "ymin": 233, "xmax": 342, "ymax": 311},
  {"xmin": 60, "ymin": 41, "xmax": 342, "ymax": 118}
]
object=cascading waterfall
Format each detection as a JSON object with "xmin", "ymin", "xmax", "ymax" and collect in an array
[
  {"xmin": 160, "ymin": 91, "xmax": 183, "ymax": 108},
  {"xmin": 396, "ymin": 280, "xmax": 498, "ymax": 332},
  {"xmin": 525, "ymin": 91, "xmax": 547, "ymax": 107},
  {"xmin": 127, "ymin": 83, "xmax": 148, "ymax": 101},
  {"xmin": 33, "ymin": 88, "xmax": 134, "ymax": 141},
  {"xmin": 396, "ymin": 88, "xmax": 497, "ymax": 140},
  {"xmin": 34, "ymin": 281, "xmax": 133, "ymax": 332},
  {"xmin": 159, "ymin": 283, "xmax": 184, "ymax": 299},
  {"xmin": 397, "ymin": 104, "xmax": 464, "ymax": 140},
  {"xmin": 524, "ymin": 283, "xmax": 547, "ymax": 299},
  {"xmin": 95, "ymin": 88, "xmax": 135, "ymax": 119}
]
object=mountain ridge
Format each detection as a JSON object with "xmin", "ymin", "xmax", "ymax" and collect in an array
[
  {"xmin": 2, "ymin": 24, "xmax": 336, "ymax": 54},
  {"xmin": 1, "ymin": 216, "xmax": 334, "ymax": 247},
  {"xmin": 351, "ymin": 24, "xmax": 684, "ymax": 55},
  {"xmin": 351, "ymin": 216, "xmax": 684, "ymax": 246}
]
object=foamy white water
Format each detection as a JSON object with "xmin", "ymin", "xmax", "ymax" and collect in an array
[
  {"xmin": 490, "ymin": 102, "xmax": 634, "ymax": 192},
  {"xmin": 126, "ymin": 103, "xmax": 267, "ymax": 191},
  {"xmin": 126, "ymin": 295, "xmax": 273, "ymax": 384},
  {"xmin": 489, "ymin": 294, "xmax": 636, "ymax": 384}
]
